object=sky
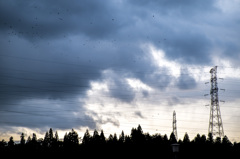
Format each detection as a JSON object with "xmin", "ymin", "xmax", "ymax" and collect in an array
[{"xmin": 0, "ymin": 0, "xmax": 240, "ymax": 142}]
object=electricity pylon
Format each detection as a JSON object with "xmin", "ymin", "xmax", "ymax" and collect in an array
[
  {"xmin": 208, "ymin": 66, "xmax": 224, "ymax": 138},
  {"xmin": 173, "ymin": 110, "xmax": 178, "ymax": 140}
]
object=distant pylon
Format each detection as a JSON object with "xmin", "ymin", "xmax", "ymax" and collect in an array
[
  {"xmin": 208, "ymin": 66, "xmax": 224, "ymax": 138},
  {"xmin": 173, "ymin": 110, "xmax": 178, "ymax": 140}
]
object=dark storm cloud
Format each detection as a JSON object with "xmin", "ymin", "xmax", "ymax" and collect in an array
[
  {"xmin": 162, "ymin": 31, "xmax": 212, "ymax": 64},
  {"xmin": 1, "ymin": 0, "xmax": 238, "ymax": 64},
  {"xmin": 0, "ymin": 0, "xmax": 125, "ymax": 40},
  {"xmin": 0, "ymin": 45, "xmax": 101, "ymax": 102},
  {"xmin": 128, "ymin": 0, "xmax": 239, "ymax": 65},
  {"xmin": 0, "ymin": 104, "xmax": 96, "ymax": 130}
]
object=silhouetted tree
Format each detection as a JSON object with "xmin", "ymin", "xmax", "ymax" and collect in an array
[
  {"xmin": 163, "ymin": 134, "xmax": 169, "ymax": 144},
  {"xmin": 92, "ymin": 129, "xmax": 100, "ymax": 144},
  {"xmin": 48, "ymin": 128, "xmax": 54, "ymax": 147},
  {"xmin": 170, "ymin": 132, "xmax": 177, "ymax": 143},
  {"xmin": 54, "ymin": 131, "xmax": 59, "ymax": 142},
  {"xmin": 99, "ymin": 130, "xmax": 106, "ymax": 144},
  {"xmin": 207, "ymin": 133, "xmax": 214, "ymax": 144},
  {"xmin": 152, "ymin": 133, "xmax": 163, "ymax": 145},
  {"xmin": 222, "ymin": 135, "xmax": 231, "ymax": 146},
  {"xmin": 32, "ymin": 133, "xmax": 37, "ymax": 143},
  {"xmin": 63, "ymin": 132, "xmax": 68, "ymax": 147},
  {"xmin": 43, "ymin": 128, "xmax": 59, "ymax": 148},
  {"xmin": 68, "ymin": 129, "xmax": 79, "ymax": 146},
  {"xmin": 200, "ymin": 134, "xmax": 206, "ymax": 144},
  {"xmin": 49, "ymin": 128, "xmax": 54, "ymax": 141},
  {"xmin": 124, "ymin": 135, "xmax": 131, "ymax": 144},
  {"xmin": 1, "ymin": 125, "xmax": 240, "ymax": 157},
  {"xmin": 113, "ymin": 133, "xmax": 118, "ymax": 144},
  {"xmin": 8, "ymin": 136, "xmax": 14, "ymax": 148},
  {"xmin": 183, "ymin": 132, "xmax": 190, "ymax": 143},
  {"xmin": 26, "ymin": 136, "xmax": 32, "ymax": 144},
  {"xmin": 0, "ymin": 139, "xmax": 7, "ymax": 148},
  {"xmin": 144, "ymin": 133, "xmax": 152, "ymax": 144},
  {"xmin": 20, "ymin": 133, "xmax": 25, "ymax": 145},
  {"xmin": 26, "ymin": 133, "xmax": 39, "ymax": 150},
  {"xmin": 131, "ymin": 125, "xmax": 145, "ymax": 144},
  {"xmin": 106, "ymin": 133, "xmax": 118, "ymax": 145},
  {"xmin": 119, "ymin": 130, "xmax": 125, "ymax": 144},
  {"xmin": 82, "ymin": 129, "xmax": 92, "ymax": 145},
  {"xmin": 52, "ymin": 131, "xmax": 59, "ymax": 148},
  {"xmin": 107, "ymin": 134, "xmax": 114, "ymax": 144},
  {"xmin": 37, "ymin": 138, "xmax": 44, "ymax": 146},
  {"xmin": 194, "ymin": 133, "xmax": 201, "ymax": 143},
  {"xmin": 215, "ymin": 137, "xmax": 221, "ymax": 145},
  {"xmin": 43, "ymin": 131, "xmax": 50, "ymax": 147}
]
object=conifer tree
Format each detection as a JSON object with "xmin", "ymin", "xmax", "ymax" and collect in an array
[
  {"xmin": 44, "ymin": 131, "xmax": 50, "ymax": 147},
  {"xmin": 70, "ymin": 129, "xmax": 79, "ymax": 145},
  {"xmin": 32, "ymin": 133, "xmax": 37, "ymax": 143},
  {"xmin": 183, "ymin": 132, "xmax": 190, "ymax": 143},
  {"xmin": 207, "ymin": 133, "xmax": 213, "ymax": 144},
  {"xmin": 8, "ymin": 136, "xmax": 14, "ymax": 147},
  {"xmin": 26, "ymin": 136, "xmax": 32, "ymax": 144},
  {"xmin": 99, "ymin": 130, "xmax": 106, "ymax": 144},
  {"xmin": 113, "ymin": 133, "xmax": 118, "ymax": 144},
  {"xmin": 200, "ymin": 134, "xmax": 206, "ymax": 144},
  {"xmin": 222, "ymin": 135, "xmax": 231, "ymax": 146},
  {"xmin": 107, "ymin": 134, "xmax": 114, "ymax": 144},
  {"xmin": 55, "ymin": 131, "xmax": 59, "ymax": 142},
  {"xmin": 20, "ymin": 133, "xmax": 25, "ymax": 145},
  {"xmin": 170, "ymin": 132, "xmax": 177, "ymax": 143},
  {"xmin": 131, "ymin": 125, "xmax": 145, "ymax": 144},
  {"xmin": 163, "ymin": 134, "xmax": 169, "ymax": 145},
  {"xmin": 93, "ymin": 129, "xmax": 100, "ymax": 144},
  {"xmin": 49, "ymin": 128, "xmax": 54, "ymax": 145},
  {"xmin": 194, "ymin": 133, "xmax": 201, "ymax": 143},
  {"xmin": 82, "ymin": 129, "xmax": 92, "ymax": 145},
  {"xmin": 119, "ymin": 130, "xmax": 125, "ymax": 144}
]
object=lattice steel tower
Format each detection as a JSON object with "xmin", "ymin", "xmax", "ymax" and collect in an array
[
  {"xmin": 173, "ymin": 110, "xmax": 178, "ymax": 140},
  {"xmin": 208, "ymin": 66, "xmax": 224, "ymax": 138}
]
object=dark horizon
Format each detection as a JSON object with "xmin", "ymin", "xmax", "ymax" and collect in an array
[
  {"xmin": 1, "ymin": 0, "xmax": 240, "ymax": 142},
  {"xmin": 1, "ymin": 125, "xmax": 239, "ymax": 159}
]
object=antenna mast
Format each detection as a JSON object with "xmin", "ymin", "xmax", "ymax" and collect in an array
[{"xmin": 208, "ymin": 66, "xmax": 224, "ymax": 138}]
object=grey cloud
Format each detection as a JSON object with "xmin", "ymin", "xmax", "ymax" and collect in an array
[
  {"xmin": 176, "ymin": 71, "xmax": 197, "ymax": 90},
  {"xmin": 88, "ymin": 110, "xmax": 120, "ymax": 128},
  {"xmin": 101, "ymin": 70, "xmax": 136, "ymax": 103},
  {"xmin": 167, "ymin": 96, "xmax": 181, "ymax": 106},
  {"xmin": 142, "ymin": 90, "xmax": 149, "ymax": 98},
  {"xmin": 137, "ymin": 67, "xmax": 173, "ymax": 90},
  {"xmin": 162, "ymin": 31, "xmax": 212, "ymax": 64},
  {"xmin": 98, "ymin": 117, "xmax": 120, "ymax": 128},
  {"xmin": 134, "ymin": 111, "xmax": 144, "ymax": 118},
  {"xmin": 129, "ymin": 0, "xmax": 218, "ymax": 14}
]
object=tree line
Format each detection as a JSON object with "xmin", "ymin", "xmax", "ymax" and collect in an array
[{"xmin": 0, "ymin": 125, "xmax": 240, "ymax": 158}]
